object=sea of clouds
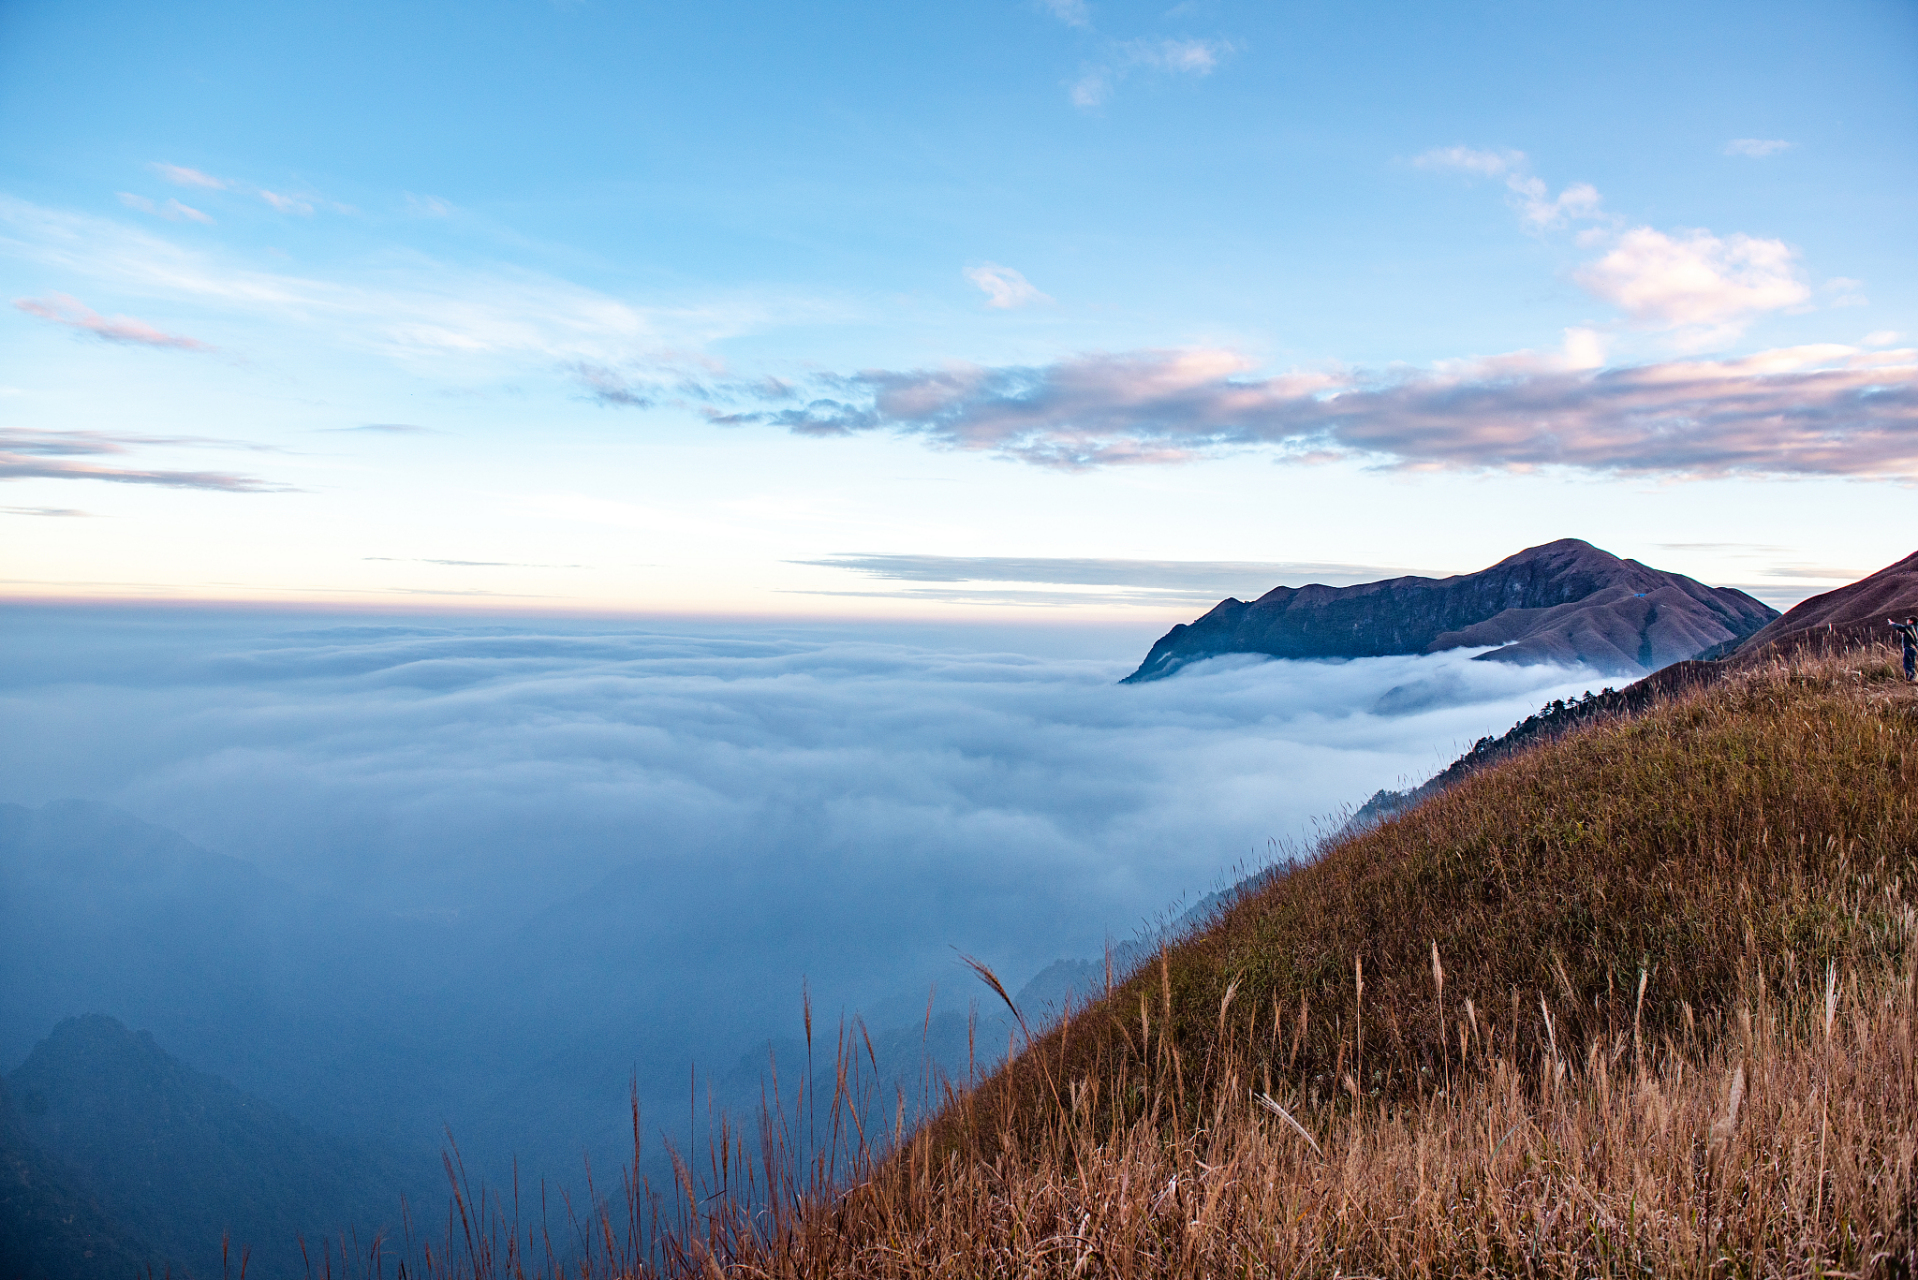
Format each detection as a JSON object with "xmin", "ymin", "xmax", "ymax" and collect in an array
[{"xmin": 0, "ymin": 605, "xmax": 1610, "ymax": 1180}]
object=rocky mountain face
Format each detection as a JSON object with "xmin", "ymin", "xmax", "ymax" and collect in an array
[{"xmin": 1123, "ymin": 539, "xmax": 1777, "ymax": 683}]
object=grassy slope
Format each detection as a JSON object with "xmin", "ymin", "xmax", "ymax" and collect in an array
[
  {"xmin": 411, "ymin": 646, "xmax": 1918, "ymax": 1277},
  {"xmin": 657, "ymin": 645, "xmax": 1918, "ymax": 1278},
  {"xmin": 1006, "ymin": 646, "xmax": 1911, "ymax": 1115}
]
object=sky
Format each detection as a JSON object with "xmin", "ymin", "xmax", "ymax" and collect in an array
[{"xmin": 2, "ymin": 0, "xmax": 1915, "ymax": 619}]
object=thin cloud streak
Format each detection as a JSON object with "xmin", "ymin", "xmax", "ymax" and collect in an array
[
  {"xmin": 0, "ymin": 457, "xmax": 288, "ymax": 491},
  {"xmin": 15, "ymin": 293, "xmax": 212, "ymax": 351},
  {"xmin": 797, "ymin": 554, "xmax": 1434, "ymax": 592},
  {"xmin": 0, "ymin": 197, "xmax": 816, "ymax": 370},
  {"xmin": 150, "ymin": 163, "xmax": 229, "ymax": 190},
  {"xmin": 701, "ymin": 343, "xmax": 1918, "ymax": 476},
  {"xmin": 118, "ymin": 193, "xmax": 214, "ymax": 225},
  {"xmin": 0, "ymin": 428, "xmax": 291, "ymax": 492}
]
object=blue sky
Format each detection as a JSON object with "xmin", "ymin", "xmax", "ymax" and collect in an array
[{"xmin": 2, "ymin": 0, "xmax": 1914, "ymax": 617}]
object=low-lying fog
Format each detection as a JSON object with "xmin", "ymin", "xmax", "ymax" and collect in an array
[{"xmin": 1, "ymin": 606, "xmax": 1610, "ymax": 1188}]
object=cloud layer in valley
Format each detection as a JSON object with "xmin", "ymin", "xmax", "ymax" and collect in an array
[{"xmin": 0, "ymin": 607, "xmax": 1607, "ymax": 1176}]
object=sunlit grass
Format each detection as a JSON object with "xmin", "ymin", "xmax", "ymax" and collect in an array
[{"xmin": 366, "ymin": 644, "xmax": 1917, "ymax": 1279}]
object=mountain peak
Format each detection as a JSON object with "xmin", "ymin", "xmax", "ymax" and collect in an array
[{"xmin": 1123, "ymin": 539, "xmax": 1776, "ymax": 682}]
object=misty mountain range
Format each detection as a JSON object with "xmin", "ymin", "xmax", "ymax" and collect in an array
[{"xmin": 3, "ymin": 1016, "xmax": 429, "ymax": 1280}]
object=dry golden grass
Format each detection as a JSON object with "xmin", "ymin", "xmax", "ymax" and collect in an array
[{"xmin": 408, "ymin": 646, "xmax": 1918, "ymax": 1280}]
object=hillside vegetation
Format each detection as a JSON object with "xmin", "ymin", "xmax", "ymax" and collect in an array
[{"xmin": 420, "ymin": 645, "xmax": 1918, "ymax": 1278}]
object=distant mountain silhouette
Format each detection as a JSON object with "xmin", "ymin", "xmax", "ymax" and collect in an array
[
  {"xmin": 1725, "ymin": 549, "xmax": 1918, "ymax": 659},
  {"xmin": 1122, "ymin": 538, "xmax": 1776, "ymax": 683},
  {"xmin": 7, "ymin": 1016, "xmax": 433, "ymax": 1280},
  {"xmin": 0, "ymin": 1077, "xmax": 159, "ymax": 1280}
]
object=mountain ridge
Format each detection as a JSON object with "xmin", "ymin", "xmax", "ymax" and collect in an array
[
  {"xmin": 1122, "ymin": 538, "xmax": 1776, "ymax": 682},
  {"xmin": 8, "ymin": 1014, "xmax": 435, "ymax": 1280}
]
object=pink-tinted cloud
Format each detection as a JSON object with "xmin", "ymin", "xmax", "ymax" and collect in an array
[
  {"xmin": 0, "ymin": 428, "xmax": 288, "ymax": 492},
  {"xmin": 965, "ymin": 263, "xmax": 1051, "ymax": 309},
  {"xmin": 698, "ymin": 343, "xmax": 1918, "ymax": 477},
  {"xmin": 14, "ymin": 293, "xmax": 212, "ymax": 351},
  {"xmin": 1574, "ymin": 227, "xmax": 1809, "ymax": 338}
]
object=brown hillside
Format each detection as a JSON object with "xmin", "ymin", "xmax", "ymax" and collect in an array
[
  {"xmin": 1734, "ymin": 548, "xmax": 1918, "ymax": 658},
  {"xmin": 404, "ymin": 644, "xmax": 1918, "ymax": 1279},
  {"xmin": 689, "ymin": 645, "xmax": 1918, "ymax": 1278}
]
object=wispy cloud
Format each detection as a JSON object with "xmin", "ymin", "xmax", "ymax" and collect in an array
[
  {"xmin": 1038, "ymin": 0, "xmax": 1090, "ymax": 28},
  {"xmin": 571, "ymin": 362, "xmax": 657, "ymax": 407},
  {"xmin": 259, "ymin": 190, "xmax": 315, "ymax": 216},
  {"xmin": 1411, "ymin": 145, "xmax": 1524, "ymax": 178},
  {"xmin": 0, "ymin": 197, "xmax": 805, "ymax": 370},
  {"xmin": 118, "ymin": 193, "xmax": 214, "ymax": 225},
  {"xmin": 1415, "ymin": 145, "xmax": 1815, "ymax": 343},
  {"xmin": 698, "ymin": 341, "xmax": 1918, "ymax": 477},
  {"xmin": 147, "ymin": 161, "xmax": 349, "ymax": 216},
  {"xmin": 322, "ymin": 423, "xmax": 438, "ymax": 434},
  {"xmin": 406, "ymin": 194, "xmax": 455, "ymax": 217},
  {"xmin": 1824, "ymin": 277, "xmax": 1868, "ymax": 309},
  {"xmin": 1071, "ymin": 37, "xmax": 1234, "ymax": 108},
  {"xmin": 1412, "ymin": 146, "xmax": 1608, "ymax": 230},
  {"xmin": 0, "ymin": 428, "xmax": 291, "ymax": 492},
  {"xmin": 1725, "ymin": 138, "xmax": 1792, "ymax": 158},
  {"xmin": 150, "ymin": 163, "xmax": 229, "ymax": 190},
  {"xmin": 14, "ymin": 293, "xmax": 212, "ymax": 351},
  {"xmin": 964, "ymin": 263, "xmax": 1051, "ymax": 309},
  {"xmin": 1, "ymin": 505, "xmax": 94, "ymax": 517}
]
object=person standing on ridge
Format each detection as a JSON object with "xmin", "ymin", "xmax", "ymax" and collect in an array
[{"xmin": 1892, "ymin": 617, "xmax": 1918, "ymax": 682}]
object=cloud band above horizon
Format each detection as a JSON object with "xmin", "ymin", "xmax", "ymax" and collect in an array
[{"xmin": 680, "ymin": 343, "xmax": 1918, "ymax": 477}]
